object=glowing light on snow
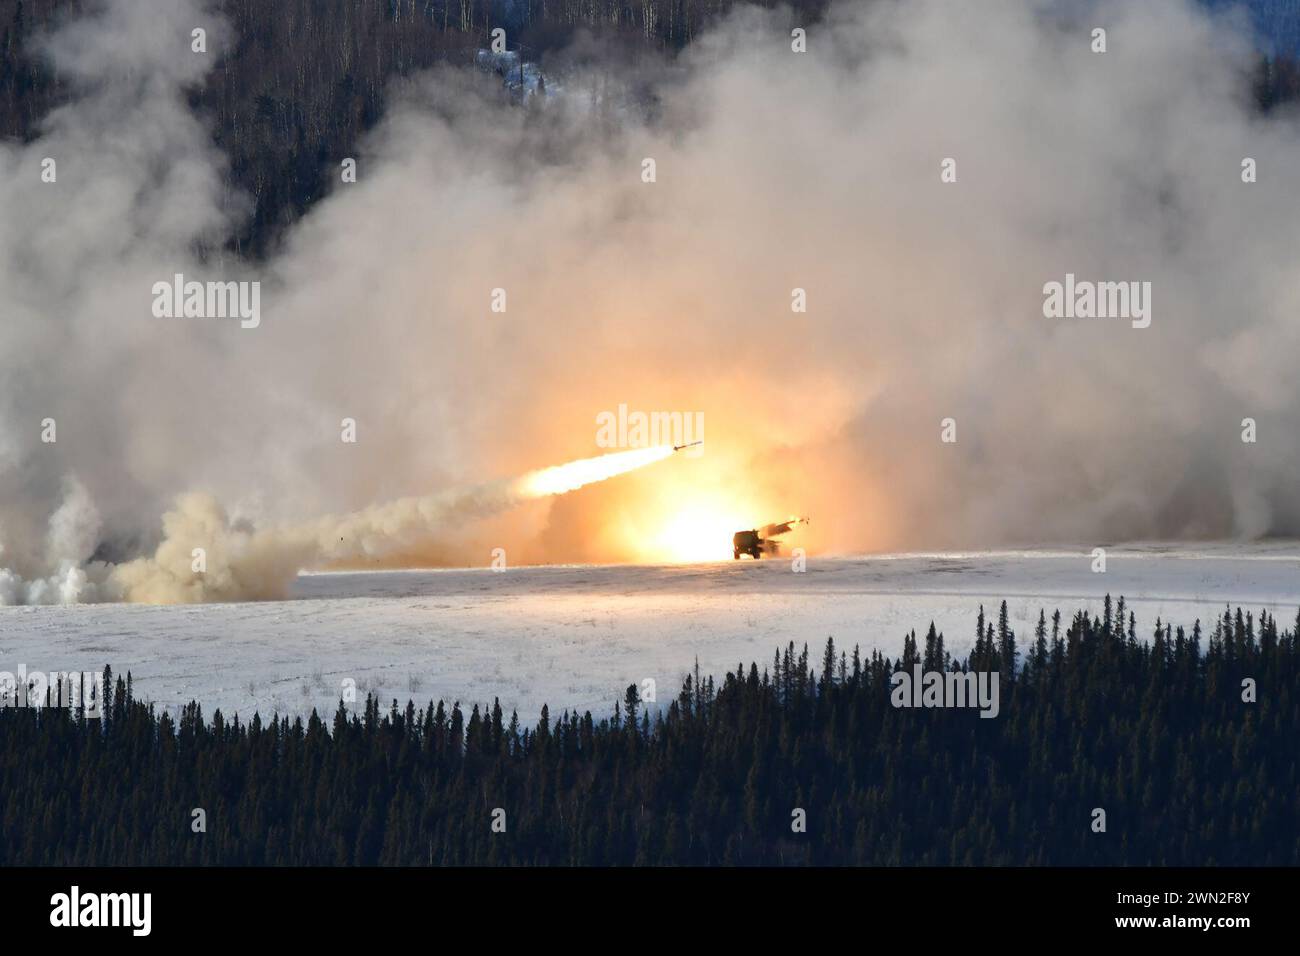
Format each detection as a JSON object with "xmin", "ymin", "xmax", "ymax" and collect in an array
[{"xmin": 653, "ymin": 504, "xmax": 755, "ymax": 563}]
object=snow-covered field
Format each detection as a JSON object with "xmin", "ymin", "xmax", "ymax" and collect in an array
[{"xmin": 2, "ymin": 543, "xmax": 1297, "ymax": 723}]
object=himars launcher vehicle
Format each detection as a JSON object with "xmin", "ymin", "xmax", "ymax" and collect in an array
[{"xmin": 732, "ymin": 517, "xmax": 808, "ymax": 559}]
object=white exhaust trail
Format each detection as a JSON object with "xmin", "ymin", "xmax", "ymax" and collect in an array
[{"xmin": 106, "ymin": 446, "xmax": 681, "ymax": 604}]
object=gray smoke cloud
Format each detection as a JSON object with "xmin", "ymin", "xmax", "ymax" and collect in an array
[{"xmin": 2, "ymin": 0, "xmax": 1300, "ymax": 603}]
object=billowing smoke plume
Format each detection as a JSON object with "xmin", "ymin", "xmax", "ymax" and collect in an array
[{"xmin": 3, "ymin": 0, "xmax": 1300, "ymax": 603}]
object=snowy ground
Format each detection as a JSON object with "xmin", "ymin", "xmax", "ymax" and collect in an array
[{"xmin": 1, "ymin": 543, "xmax": 1297, "ymax": 723}]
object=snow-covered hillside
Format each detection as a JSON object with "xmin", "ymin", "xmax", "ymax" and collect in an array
[{"xmin": 2, "ymin": 544, "xmax": 1297, "ymax": 723}]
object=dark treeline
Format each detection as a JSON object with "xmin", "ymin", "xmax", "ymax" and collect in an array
[
  {"xmin": 1254, "ymin": 52, "xmax": 1300, "ymax": 111},
  {"xmin": 1, "ymin": 596, "xmax": 1295, "ymax": 865},
  {"xmin": 3, "ymin": 1, "xmax": 1300, "ymax": 257}
]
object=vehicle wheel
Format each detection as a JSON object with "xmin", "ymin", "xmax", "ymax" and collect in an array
[{"xmin": 733, "ymin": 550, "xmax": 740, "ymax": 560}]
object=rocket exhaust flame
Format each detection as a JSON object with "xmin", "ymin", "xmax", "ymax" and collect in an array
[{"xmin": 516, "ymin": 446, "xmax": 676, "ymax": 498}]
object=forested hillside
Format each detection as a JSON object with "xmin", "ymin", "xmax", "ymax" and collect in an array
[
  {"xmin": 0, "ymin": 0, "xmax": 829, "ymax": 255},
  {"xmin": 2, "ymin": 598, "xmax": 1295, "ymax": 865},
  {"xmin": 1208, "ymin": 0, "xmax": 1300, "ymax": 55},
  {"xmin": 3, "ymin": 0, "xmax": 1297, "ymax": 257}
]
